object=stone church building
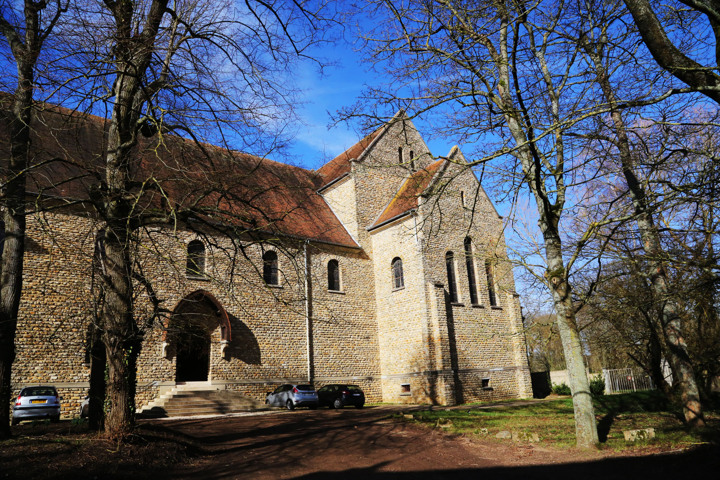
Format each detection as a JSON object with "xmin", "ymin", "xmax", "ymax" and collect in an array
[{"xmin": 3, "ymin": 101, "xmax": 532, "ymax": 417}]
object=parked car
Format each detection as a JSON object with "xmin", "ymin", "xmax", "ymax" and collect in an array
[
  {"xmin": 12, "ymin": 385, "xmax": 61, "ymax": 425},
  {"xmin": 317, "ymin": 384, "xmax": 365, "ymax": 409},
  {"xmin": 265, "ymin": 384, "xmax": 318, "ymax": 410}
]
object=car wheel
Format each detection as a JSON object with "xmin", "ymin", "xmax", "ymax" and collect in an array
[
  {"xmin": 333, "ymin": 398, "xmax": 343, "ymax": 409},
  {"xmin": 51, "ymin": 415, "xmax": 60, "ymax": 423},
  {"xmin": 286, "ymin": 400, "xmax": 295, "ymax": 411},
  {"xmin": 11, "ymin": 418, "xmax": 19, "ymax": 426},
  {"xmin": 355, "ymin": 403, "xmax": 364, "ymax": 409}
]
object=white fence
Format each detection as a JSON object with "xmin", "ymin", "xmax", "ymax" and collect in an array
[{"xmin": 602, "ymin": 368, "xmax": 656, "ymax": 394}]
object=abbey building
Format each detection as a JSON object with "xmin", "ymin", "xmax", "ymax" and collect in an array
[{"xmin": 3, "ymin": 101, "xmax": 532, "ymax": 417}]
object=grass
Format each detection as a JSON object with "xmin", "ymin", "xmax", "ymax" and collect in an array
[{"xmin": 398, "ymin": 391, "xmax": 719, "ymax": 451}]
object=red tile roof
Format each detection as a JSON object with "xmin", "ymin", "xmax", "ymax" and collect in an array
[
  {"xmin": 0, "ymin": 96, "xmax": 358, "ymax": 248},
  {"xmin": 370, "ymin": 159, "xmax": 445, "ymax": 229},
  {"xmin": 316, "ymin": 128, "xmax": 380, "ymax": 187}
]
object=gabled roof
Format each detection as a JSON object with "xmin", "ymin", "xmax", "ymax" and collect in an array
[
  {"xmin": 0, "ymin": 95, "xmax": 358, "ymax": 248},
  {"xmin": 369, "ymin": 159, "xmax": 445, "ymax": 230},
  {"xmin": 315, "ymin": 128, "xmax": 381, "ymax": 188}
]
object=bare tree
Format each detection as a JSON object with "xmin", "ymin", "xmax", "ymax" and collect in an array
[
  {"xmin": 623, "ymin": 0, "xmax": 720, "ymax": 103},
  {"xmin": 0, "ymin": 0, "xmax": 66, "ymax": 439},
  {"xmin": 569, "ymin": 0, "xmax": 709, "ymax": 427}
]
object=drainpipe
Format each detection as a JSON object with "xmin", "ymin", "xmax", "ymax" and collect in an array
[{"xmin": 304, "ymin": 240, "xmax": 314, "ymax": 382}]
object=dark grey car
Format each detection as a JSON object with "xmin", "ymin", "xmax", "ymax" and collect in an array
[
  {"xmin": 265, "ymin": 384, "xmax": 318, "ymax": 410},
  {"xmin": 12, "ymin": 385, "xmax": 61, "ymax": 425}
]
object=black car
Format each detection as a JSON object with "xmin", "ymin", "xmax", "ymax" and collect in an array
[{"xmin": 317, "ymin": 384, "xmax": 365, "ymax": 409}]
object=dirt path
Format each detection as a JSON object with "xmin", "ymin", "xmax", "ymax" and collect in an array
[
  {"xmin": 3, "ymin": 406, "xmax": 718, "ymax": 479},
  {"xmin": 144, "ymin": 406, "xmax": 719, "ymax": 479}
]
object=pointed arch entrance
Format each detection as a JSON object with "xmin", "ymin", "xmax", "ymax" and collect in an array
[{"xmin": 167, "ymin": 290, "xmax": 232, "ymax": 382}]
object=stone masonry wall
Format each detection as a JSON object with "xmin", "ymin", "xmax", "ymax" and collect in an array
[{"xmin": 418, "ymin": 156, "xmax": 533, "ymax": 401}]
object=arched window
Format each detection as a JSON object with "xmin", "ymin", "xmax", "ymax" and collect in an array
[
  {"xmin": 446, "ymin": 252, "xmax": 458, "ymax": 303},
  {"xmin": 327, "ymin": 259, "xmax": 341, "ymax": 291},
  {"xmin": 186, "ymin": 240, "xmax": 205, "ymax": 277},
  {"xmin": 391, "ymin": 257, "xmax": 404, "ymax": 290},
  {"xmin": 464, "ymin": 238, "xmax": 479, "ymax": 305},
  {"xmin": 263, "ymin": 250, "xmax": 279, "ymax": 285},
  {"xmin": 485, "ymin": 260, "xmax": 497, "ymax": 306}
]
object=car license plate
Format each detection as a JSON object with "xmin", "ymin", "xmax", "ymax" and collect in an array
[{"xmin": 31, "ymin": 400, "xmax": 46, "ymax": 404}]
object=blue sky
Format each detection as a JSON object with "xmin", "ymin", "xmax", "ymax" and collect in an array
[{"xmin": 286, "ymin": 37, "xmax": 455, "ymax": 172}]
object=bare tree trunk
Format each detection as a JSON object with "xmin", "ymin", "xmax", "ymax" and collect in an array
[
  {"xmin": 543, "ymin": 227, "xmax": 599, "ymax": 447},
  {"xmin": 584, "ymin": 39, "xmax": 705, "ymax": 428},
  {"xmin": 0, "ymin": 78, "xmax": 30, "ymax": 438},
  {"xmin": 87, "ymin": 323, "xmax": 106, "ymax": 431},
  {"xmin": 90, "ymin": 0, "xmax": 168, "ymax": 439},
  {"xmin": 99, "ymin": 220, "xmax": 144, "ymax": 437},
  {"xmin": 0, "ymin": 0, "xmax": 64, "ymax": 438}
]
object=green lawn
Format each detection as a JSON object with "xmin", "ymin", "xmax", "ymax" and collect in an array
[{"xmin": 398, "ymin": 392, "xmax": 719, "ymax": 451}]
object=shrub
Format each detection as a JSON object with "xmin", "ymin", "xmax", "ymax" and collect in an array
[
  {"xmin": 552, "ymin": 383, "xmax": 571, "ymax": 395},
  {"xmin": 590, "ymin": 376, "xmax": 605, "ymax": 396}
]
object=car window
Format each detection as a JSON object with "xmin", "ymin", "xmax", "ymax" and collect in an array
[
  {"xmin": 272, "ymin": 386, "xmax": 284, "ymax": 394},
  {"xmin": 295, "ymin": 385, "xmax": 314, "ymax": 391},
  {"xmin": 22, "ymin": 387, "xmax": 56, "ymax": 396},
  {"xmin": 347, "ymin": 385, "xmax": 362, "ymax": 392},
  {"xmin": 283, "ymin": 385, "xmax": 292, "ymax": 392}
]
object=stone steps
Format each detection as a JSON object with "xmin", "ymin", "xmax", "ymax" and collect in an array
[{"xmin": 138, "ymin": 386, "xmax": 265, "ymax": 418}]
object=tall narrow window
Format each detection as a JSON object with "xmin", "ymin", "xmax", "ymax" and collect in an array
[
  {"xmin": 391, "ymin": 257, "xmax": 404, "ymax": 289},
  {"xmin": 327, "ymin": 259, "xmax": 341, "ymax": 291},
  {"xmin": 464, "ymin": 238, "xmax": 479, "ymax": 305},
  {"xmin": 460, "ymin": 191, "xmax": 466, "ymax": 208},
  {"xmin": 485, "ymin": 260, "xmax": 497, "ymax": 306},
  {"xmin": 186, "ymin": 240, "xmax": 205, "ymax": 277},
  {"xmin": 263, "ymin": 250, "xmax": 279, "ymax": 285},
  {"xmin": 398, "ymin": 147, "xmax": 403, "ymax": 165},
  {"xmin": 446, "ymin": 252, "xmax": 458, "ymax": 303},
  {"xmin": 409, "ymin": 150, "xmax": 415, "ymax": 171}
]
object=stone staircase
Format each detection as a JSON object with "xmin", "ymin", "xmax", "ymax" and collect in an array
[{"xmin": 138, "ymin": 383, "xmax": 266, "ymax": 418}]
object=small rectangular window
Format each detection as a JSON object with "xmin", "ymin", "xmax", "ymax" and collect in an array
[
  {"xmin": 400, "ymin": 383, "xmax": 411, "ymax": 395},
  {"xmin": 482, "ymin": 378, "xmax": 492, "ymax": 390}
]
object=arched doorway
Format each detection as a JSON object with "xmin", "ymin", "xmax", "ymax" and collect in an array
[{"xmin": 168, "ymin": 291, "xmax": 232, "ymax": 383}]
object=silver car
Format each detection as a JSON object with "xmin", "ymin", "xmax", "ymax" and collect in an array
[
  {"xmin": 12, "ymin": 385, "xmax": 61, "ymax": 425},
  {"xmin": 265, "ymin": 384, "xmax": 318, "ymax": 410}
]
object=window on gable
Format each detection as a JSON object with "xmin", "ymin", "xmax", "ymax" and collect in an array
[
  {"xmin": 328, "ymin": 259, "xmax": 341, "ymax": 291},
  {"xmin": 398, "ymin": 146, "xmax": 403, "ymax": 165},
  {"xmin": 263, "ymin": 250, "xmax": 279, "ymax": 286},
  {"xmin": 446, "ymin": 251, "xmax": 459, "ymax": 303},
  {"xmin": 464, "ymin": 237, "xmax": 479, "ymax": 305},
  {"xmin": 391, "ymin": 257, "xmax": 404, "ymax": 290},
  {"xmin": 485, "ymin": 260, "xmax": 497, "ymax": 306},
  {"xmin": 186, "ymin": 240, "xmax": 206, "ymax": 277},
  {"xmin": 409, "ymin": 150, "xmax": 415, "ymax": 171},
  {"xmin": 460, "ymin": 190, "xmax": 466, "ymax": 208}
]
